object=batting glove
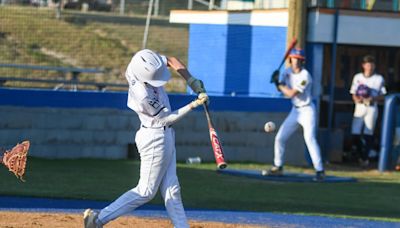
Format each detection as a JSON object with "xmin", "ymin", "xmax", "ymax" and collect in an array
[
  {"xmin": 270, "ymin": 70, "xmax": 282, "ymax": 91},
  {"xmin": 187, "ymin": 77, "xmax": 206, "ymax": 94},
  {"xmin": 190, "ymin": 92, "xmax": 209, "ymax": 109},
  {"xmin": 270, "ymin": 70, "xmax": 280, "ymax": 84}
]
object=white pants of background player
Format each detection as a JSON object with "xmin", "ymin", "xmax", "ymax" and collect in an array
[
  {"xmin": 351, "ymin": 104, "xmax": 378, "ymax": 135},
  {"xmin": 97, "ymin": 127, "xmax": 189, "ymax": 228},
  {"xmin": 274, "ymin": 104, "xmax": 324, "ymax": 172}
]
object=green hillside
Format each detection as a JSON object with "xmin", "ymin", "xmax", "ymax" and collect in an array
[{"xmin": 0, "ymin": 6, "xmax": 189, "ymax": 91}]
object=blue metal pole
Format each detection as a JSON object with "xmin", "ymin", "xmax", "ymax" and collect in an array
[
  {"xmin": 326, "ymin": 9, "xmax": 339, "ymax": 161},
  {"xmin": 327, "ymin": 0, "xmax": 335, "ymax": 8},
  {"xmin": 361, "ymin": 0, "xmax": 366, "ymax": 9},
  {"xmin": 394, "ymin": 0, "xmax": 399, "ymax": 11},
  {"xmin": 378, "ymin": 95, "xmax": 399, "ymax": 172}
]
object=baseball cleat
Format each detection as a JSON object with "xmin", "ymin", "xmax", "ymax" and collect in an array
[
  {"xmin": 261, "ymin": 166, "xmax": 283, "ymax": 176},
  {"xmin": 313, "ymin": 170, "xmax": 325, "ymax": 182},
  {"xmin": 83, "ymin": 209, "xmax": 102, "ymax": 228}
]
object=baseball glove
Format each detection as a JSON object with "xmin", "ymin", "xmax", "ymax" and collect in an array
[
  {"xmin": 1, "ymin": 141, "xmax": 30, "ymax": 181},
  {"xmin": 356, "ymin": 84, "xmax": 371, "ymax": 98}
]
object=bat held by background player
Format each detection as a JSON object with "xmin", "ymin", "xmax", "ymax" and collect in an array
[{"xmin": 270, "ymin": 38, "xmax": 297, "ymax": 86}]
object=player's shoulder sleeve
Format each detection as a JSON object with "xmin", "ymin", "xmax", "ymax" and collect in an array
[
  {"xmin": 126, "ymin": 80, "xmax": 146, "ymax": 111},
  {"xmin": 350, "ymin": 73, "xmax": 361, "ymax": 94},
  {"xmin": 125, "ymin": 56, "xmax": 137, "ymax": 84},
  {"xmin": 292, "ymin": 69, "xmax": 310, "ymax": 93}
]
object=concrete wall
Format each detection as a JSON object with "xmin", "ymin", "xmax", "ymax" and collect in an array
[
  {"xmin": 173, "ymin": 111, "xmax": 306, "ymax": 165},
  {"xmin": 0, "ymin": 106, "xmax": 307, "ymax": 165},
  {"xmin": 0, "ymin": 106, "xmax": 136, "ymax": 159},
  {"xmin": 0, "ymin": 88, "xmax": 315, "ymax": 166}
]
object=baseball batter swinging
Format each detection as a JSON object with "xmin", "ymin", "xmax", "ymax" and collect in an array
[
  {"xmin": 83, "ymin": 49, "xmax": 208, "ymax": 228},
  {"xmin": 265, "ymin": 48, "xmax": 325, "ymax": 181},
  {"xmin": 350, "ymin": 55, "xmax": 386, "ymax": 167}
]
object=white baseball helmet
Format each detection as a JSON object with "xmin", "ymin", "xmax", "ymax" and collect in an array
[{"xmin": 128, "ymin": 49, "xmax": 170, "ymax": 87}]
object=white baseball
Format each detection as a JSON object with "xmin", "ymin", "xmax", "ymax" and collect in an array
[{"xmin": 264, "ymin": 121, "xmax": 276, "ymax": 133}]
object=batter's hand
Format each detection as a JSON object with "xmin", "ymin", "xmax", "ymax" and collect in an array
[
  {"xmin": 363, "ymin": 97, "xmax": 372, "ymax": 106},
  {"xmin": 353, "ymin": 95, "xmax": 363, "ymax": 104},
  {"xmin": 187, "ymin": 77, "xmax": 206, "ymax": 94},
  {"xmin": 190, "ymin": 93, "xmax": 209, "ymax": 109},
  {"xmin": 270, "ymin": 70, "xmax": 280, "ymax": 84},
  {"xmin": 270, "ymin": 70, "xmax": 281, "ymax": 90}
]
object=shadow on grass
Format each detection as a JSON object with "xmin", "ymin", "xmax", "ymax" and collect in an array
[{"xmin": 177, "ymin": 165, "xmax": 400, "ymax": 221}]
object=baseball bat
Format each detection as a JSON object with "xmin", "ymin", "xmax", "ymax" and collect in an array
[
  {"xmin": 270, "ymin": 38, "xmax": 297, "ymax": 83},
  {"xmin": 203, "ymin": 103, "xmax": 227, "ymax": 169}
]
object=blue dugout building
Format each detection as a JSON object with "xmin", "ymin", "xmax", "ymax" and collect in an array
[{"xmin": 170, "ymin": 7, "xmax": 400, "ymax": 169}]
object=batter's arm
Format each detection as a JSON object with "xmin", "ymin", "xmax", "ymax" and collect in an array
[
  {"xmin": 166, "ymin": 56, "xmax": 206, "ymax": 94},
  {"xmin": 151, "ymin": 94, "xmax": 209, "ymax": 126},
  {"xmin": 167, "ymin": 56, "xmax": 192, "ymax": 81},
  {"xmin": 352, "ymin": 94, "xmax": 363, "ymax": 104},
  {"xmin": 152, "ymin": 104, "xmax": 193, "ymax": 126},
  {"xmin": 278, "ymin": 85, "xmax": 299, "ymax": 98}
]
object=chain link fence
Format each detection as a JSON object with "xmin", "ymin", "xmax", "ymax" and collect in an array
[{"xmin": 0, "ymin": 2, "xmax": 199, "ymax": 92}]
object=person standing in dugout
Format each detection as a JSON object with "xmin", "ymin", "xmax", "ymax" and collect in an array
[
  {"xmin": 350, "ymin": 55, "xmax": 386, "ymax": 167},
  {"xmin": 83, "ymin": 49, "xmax": 208, "ymax": 228},
  {"xmin": 264, "ymin": 48, "xmax": 325, "ymax": 181}
]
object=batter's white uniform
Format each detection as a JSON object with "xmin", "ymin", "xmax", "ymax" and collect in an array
[
  {"xmin": 274, "ymin": 68, "xmax": 324, "ymax": 172},
  {"xmin": 350, "ymin": 73, "xmax": 386, "ymax": 135},
  {"xmin": 97, "ymin": 55, "xmax": 189, "ymax": 228}
]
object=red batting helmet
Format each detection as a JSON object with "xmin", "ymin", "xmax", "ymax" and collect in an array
[{"xmin": 288, "ymin": 48, "xmax": 306, "ymax": 60}]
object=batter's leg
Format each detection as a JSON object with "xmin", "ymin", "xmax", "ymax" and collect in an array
[
  {"xmin": 363, "ymin": 106, "xmax": 378, "ymax": 136},
  {"xmin": 274, "ymin": 108, "xmax": 299, "ymax": 167},
  {"xmin": 299, "ymin": 106, "xmax": 324, "ymax": 172},
  {"xmin": 351, "ymin": 134, "xmax": 362, "ymax": 160},
  {"xmin": 159, "ymin": 145, "xmax": 188, "ymax": 228},
  {"xmin": 361, "ymin": 106, "xmax": 378, "ymax": 162},
  {"xmin": 97, "ymin": 129, "xmax": 173, "ymax": 225},
  {"xmin": 351, "ymin": 115, "xmax": 365, "ymax": 161}
]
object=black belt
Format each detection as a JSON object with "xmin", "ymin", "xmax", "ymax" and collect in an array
[{"xmin": 141, "ymin": 125, "xmax": 171, "ymax": 130}]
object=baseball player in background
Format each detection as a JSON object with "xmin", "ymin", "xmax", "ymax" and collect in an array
[
  {"xmin": 350, "ymin": 55, "xmax": 386, "ymax": 167},
  {"xmin": 83, "ymin": 49, "xmax": 208, "ymax": 228},
  {"xmin": 265, "ymin": 48, "xmax": 325, "ymax": 181}
]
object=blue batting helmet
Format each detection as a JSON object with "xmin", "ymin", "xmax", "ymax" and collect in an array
[{"xmin": 288, "ymin": 48, "xmax": 306, "ymax": 60}]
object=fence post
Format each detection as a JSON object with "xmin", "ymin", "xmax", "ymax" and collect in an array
[
  {"xmin": 188, "ymin": 0, "xmax": 193, "ymax": 10},
  {"xmin": 379, "ymin": 94, "xmax": 400, "ymax": 172},
  {"xmin": 120, "ymin": 0, "xmax": 125, "ymax": 15},
  {"xmin": 142, "ymin": 0, "xmax": 154, "ymax": 49}
]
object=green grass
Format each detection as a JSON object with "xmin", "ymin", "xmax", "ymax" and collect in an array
[
  {"xmin": 0, "ymin": 6, "xmax": 188, "ymax": 92},
  {"xmin": 1, "ymin": 158, "xmax": 399, "ymax": 222}
]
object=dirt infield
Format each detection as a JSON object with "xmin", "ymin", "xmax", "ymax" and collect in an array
[{"xmin": 0, "ymin": 211, "xmax": 265, "ymax": 228}]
